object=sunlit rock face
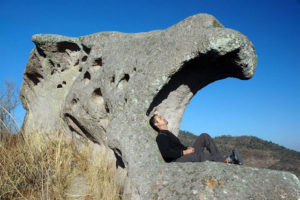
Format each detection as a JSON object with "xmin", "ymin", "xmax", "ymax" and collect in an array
[{"xmin": 21, "ymin": 13, "xmax": 299, "ymax": 200}]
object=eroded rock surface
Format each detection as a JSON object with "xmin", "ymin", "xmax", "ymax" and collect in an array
[
  {"xmin": 21, "ymin": 13, "xmax": 300, "ymax": 199},
  {"xmin": 152, "ymin": 162, "xmax": 300, "ymax": 200}
]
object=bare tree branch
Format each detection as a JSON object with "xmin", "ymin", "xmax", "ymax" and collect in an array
[{"xmin": 0, "ymin": 80, "xmax": 20, "ymax": 136}]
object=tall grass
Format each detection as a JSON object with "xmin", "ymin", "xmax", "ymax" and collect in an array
[{"xmin": 0, "ymin": 107, "xmax": 120, "ymax": 199}]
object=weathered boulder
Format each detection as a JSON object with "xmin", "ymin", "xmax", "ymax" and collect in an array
[
  {"xmin": 152, "ymin": 161, "xmax": 300, "ymax": 200},
  {"xmin": 20, "ymin": 13, "xmax": 300, "ymax": 199}
]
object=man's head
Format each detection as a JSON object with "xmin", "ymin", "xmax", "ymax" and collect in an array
[{"xmin": 149, "ymin": 114, "xmax": 168, "ymax": 131}]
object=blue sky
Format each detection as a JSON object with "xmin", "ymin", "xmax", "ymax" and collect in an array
[{"xmin": 0, "ymin": 0, "xmax": 299, "ymax": 151}]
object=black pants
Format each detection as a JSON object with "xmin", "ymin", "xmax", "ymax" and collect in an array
[{"xmin": 175, "ymin": 133, "xmax": 224, "ymax": 162}]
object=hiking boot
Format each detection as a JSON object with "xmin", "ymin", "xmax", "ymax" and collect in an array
[
  {"xmin": 224, "ymin": 149, "xmax": 243, "ymax": 165},
  {"xmin": 231, "ymin": 148, "xmax": 243, "ymax": 165}
]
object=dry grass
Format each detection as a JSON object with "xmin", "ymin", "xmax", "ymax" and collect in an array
[{"xmin": 0, "ymin": 130, "xmax": 120, "ymax": 200}]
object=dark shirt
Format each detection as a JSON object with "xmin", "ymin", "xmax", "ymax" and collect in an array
[{"xmin": 156, "ymin": 129, "xmax": 187, "ymax": 162}]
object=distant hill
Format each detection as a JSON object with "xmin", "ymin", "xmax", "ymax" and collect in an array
[{"xmin": 178, "ymin": 130, "xmax": 300, "ymax": 179}]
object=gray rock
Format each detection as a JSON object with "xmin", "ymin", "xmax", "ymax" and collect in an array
[
  {"xmin": 20, "ymin": 13, "xmax": 300, "ymax": 199},
  {"xmin": 66, "ymin": 174, "xmax": 89, "ymax": 200},
  {"xmin": 152, "ymin": 162, "xmax": 300, "ymax": 200}
]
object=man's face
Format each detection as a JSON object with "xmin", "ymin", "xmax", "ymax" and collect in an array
[{"xmin": 154, "ymin": 115, "xmax": 168, "ymax": 128}]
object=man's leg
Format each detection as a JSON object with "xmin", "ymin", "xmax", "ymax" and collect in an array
[
  {"xmin": 193, "ymin": 133, "xmax": 224, "ymax": 162},
  {"xmin": 174, "ymin": 153, "xmax": 198, "ymax": 162}
]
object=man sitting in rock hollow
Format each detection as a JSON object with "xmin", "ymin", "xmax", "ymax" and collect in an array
[{"xmin": 149, "ymin": 114, "xmax": 243, "ymax": 164}]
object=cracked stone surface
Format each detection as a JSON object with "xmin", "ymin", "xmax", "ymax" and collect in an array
[{"xmin": 20, "ymin": 13, "xmax": 300, "ymax": 199}]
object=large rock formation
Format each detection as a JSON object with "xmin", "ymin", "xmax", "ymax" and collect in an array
[{"xmin": 20, "ymin": 14, "xmax": 300, "ymax": 199}]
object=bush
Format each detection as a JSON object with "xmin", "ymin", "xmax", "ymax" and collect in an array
[{"xmin": 0, "ymin": 131, "xmax": 120, "ymax": 200}]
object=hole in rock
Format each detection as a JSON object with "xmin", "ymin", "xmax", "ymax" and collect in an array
[
  {"xmin": 57, "ymin": 84, "xmax": 63, "ymax": 88},
  {"xmin": 146, "ymin": 49, "xmax": 241, "ymax": 135},
  {"xmin": 57, "ymin": 64, "xmax": 61, "ymax": 68},
  {"xmin": 110, "ymin": 75, "xmax": 115, "ymax": 83},
  {"xmin": 74, "ymin": 59, "xmax": 79, "ymax": 66},
  {"xmin": 71, "ymin": 98, "xmax": 78, "ymax": 104},
  {"xmin": 116, "ymin": 73, "xmax": 130, "ymax": 89},
  {"xmin": 121, "ymin": 74, "xmax": 130, "ymax": 82},
  {"xmin": 84, "ymin": 71, "xmax": 91, "ymax": 80},
  {"xmin": 112, "ymin": 148, "xmax": 125, "ymax": 169},
  {"xmin": 82, "ymin": 56, "xmax": 88, "ymax": 62},
  {"xmin": 36, "ymin": 46, "xmax": 46, "ymax": 58},
  {"xmin": 105, "ymin": 102, "xmax": 110, "ymax": 113},
  {"xmin": 82, "ymin": 44, "xmax": 91, "ymax": 54},
  {"xmin": 62, "ymin": 81, "xmax": 66, "ymax": 85},
  {"xmin": 25, "ymin": 72, "xmax": 44, "ymax": 86},
  {"xmin": 83, "ymin": 71, "xmax": 91, "ymax": 85},
  {"xmin": 92, "ymin": 88, "xmax": 104, "ymax": 105},
  {"xmin": 79, "ymin": 67, "xmax": 82, "ymax": 72},
  {"xmin": 93, "ymin": 57, "xmax": 103, "ymax": 66},
  {"xmin": 133, "ymin": 67, "xmax": 137, "ymax": 71},
  {"xmin": 64, "ymin": 113, "xmax": 98, "ymax": 144},
  {"xmin": 93, "ymin": 88, "xmax": 102, "ymax": 96},
  {"xmin": 57, "ymin": 41, "xmax": 80, "ymax": 52},
  {"xmin": 49, "ymin": 59, "xmax": 55, "ymax": 67}
]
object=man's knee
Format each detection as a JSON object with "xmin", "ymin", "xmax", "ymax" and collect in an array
[{"xmin": 200, "ymin": 133, "xmax": 210, "ymax": 138}]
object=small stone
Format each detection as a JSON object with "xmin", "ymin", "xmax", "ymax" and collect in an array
[{"xmin": 192, "ymin": 190, "xmax": 198, "ymax": 195}]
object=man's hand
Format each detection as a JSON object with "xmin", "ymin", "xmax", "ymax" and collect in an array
[{"xmin": 183, "ymin": 147, "xmax": 195, "ymax": 155}]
